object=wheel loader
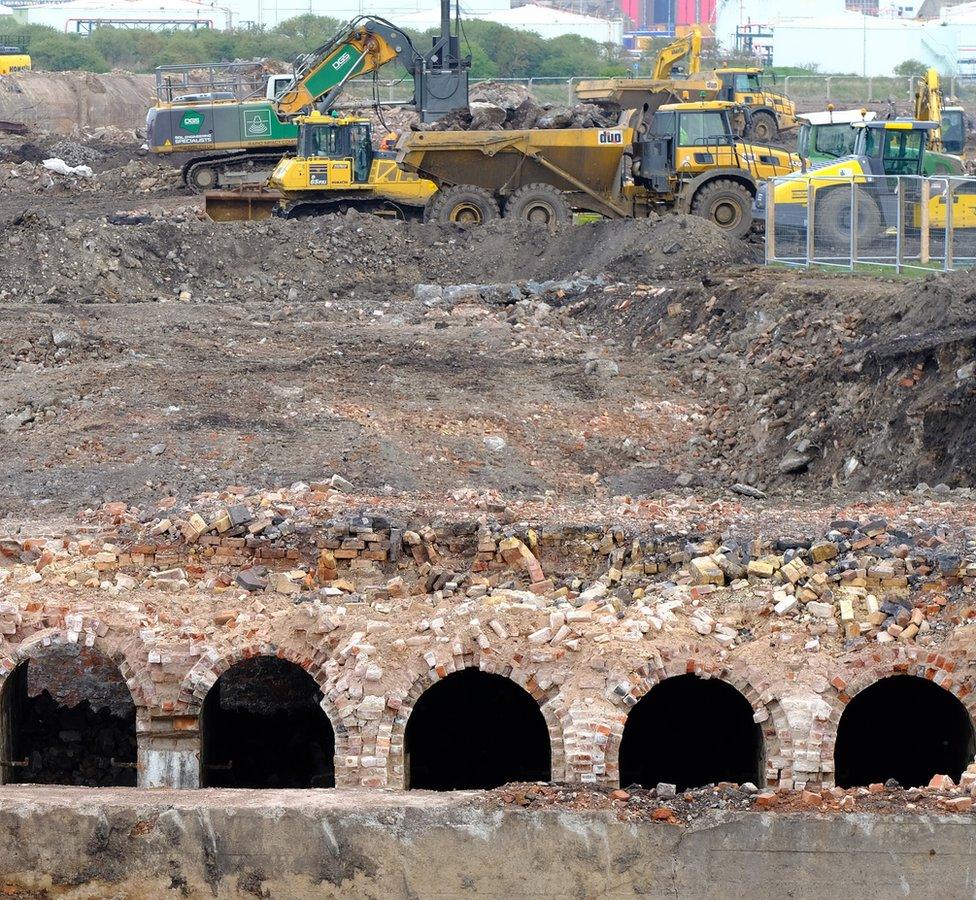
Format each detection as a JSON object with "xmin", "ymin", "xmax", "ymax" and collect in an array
[{"xmin": 753, "ymin": 119, "xmax": 976, "ymax": 250}]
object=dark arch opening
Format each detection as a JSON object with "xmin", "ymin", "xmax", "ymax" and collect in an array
[
  {"xmin": 200, "ymin": 656, "xmax": 335, "ymax": 788},
  {"xmin": 619, "ymin": 674, "xmax": 763, "ymax": 791},
  {"xmin": 0, "ymin": 645, "xmax": 137, "ymax": 786},
  {"xmin": 405, "ymin": 668, "xmax": 551, "ymax": 790},
  {"xmin": 834, "ymin": 674, "xmax": 976, "ymax": 788}
]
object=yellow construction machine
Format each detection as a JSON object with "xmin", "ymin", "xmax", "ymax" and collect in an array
[
  {"xmin": 206, "ymin": 113, "xmax": 436, "ymax": 221},
  {"xmin": 915, "ymin": 68, "xmax": 967, "ymax": 156},
  {"xmin": 576, "ymin": 29, "xmax": 797, "ymax": 143},
  {"xmin": 398, "ymin": 99, "xmax": 800, "ymax": 238},
  {"xmin": 0, "ymin": 45, "xmax": 30, "ymax": 75},
  {"xmin": 754, "ymin": 119, "xmax": 976, "ymax": 249}
]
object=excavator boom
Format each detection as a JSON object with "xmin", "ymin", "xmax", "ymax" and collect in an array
[
  {"xmin": 915, "ymin": 68, "xmax": 945, "ymax": 153},
  {"xmin": 275, "ymin": 17, "xmax": 414, "ymax": 116},
  {"xmin": 652, "ymin": 28, "xmax": 702, "ymax": 80}
]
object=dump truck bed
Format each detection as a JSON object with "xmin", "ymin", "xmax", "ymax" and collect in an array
[
  {"xmin": 574, "ymin": 74, "xmax": 722, "ymax": 110},
  {"xmin": 397, "ymin": 127, "xmax": 634, "ymax": 216}
]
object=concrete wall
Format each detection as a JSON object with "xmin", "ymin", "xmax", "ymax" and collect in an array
[
  {"xmin": 0, "ymin": 71, "xmax": 154, "ymax": 135},
  {"xmin": 0, "ymin": 786, "xmax": 971, "ymax": 898}
]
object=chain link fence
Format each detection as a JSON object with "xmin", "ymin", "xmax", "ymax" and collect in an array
[{"xmin": 764, "ymin": 174, "xmax": 976, "ymax": 273}]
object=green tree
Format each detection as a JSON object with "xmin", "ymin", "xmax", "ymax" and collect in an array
[
  {"xmin": 894, "ymin": 59, "xmax": 927, "ymax": 77},
  {"xmin": 29, "ymin": 33, "xmax": 108, "ymax": 72}
]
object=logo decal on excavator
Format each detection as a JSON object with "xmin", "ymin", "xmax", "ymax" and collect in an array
[
  {"xmin": 332, "ymin": 51, "xmax": 352, "ymax": 71},
  {"xmin": 180, "ymin": 110, "xmax": 204, "ymax": 133},
  {"xmin": 243, "ymin": 109, "xmax": 272, "ymax": 136}
]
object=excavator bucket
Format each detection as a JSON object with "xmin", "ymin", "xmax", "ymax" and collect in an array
[{"xmin": 204, "ymin": 187, "xmax": 283, "ymax": 221}]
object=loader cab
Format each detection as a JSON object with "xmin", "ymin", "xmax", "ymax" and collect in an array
[
  {"xmin": 296, "ymin": 113, "xmax": 374, "ymax": 184},
  {"xmin": 797, "ymin": 109, "xmax": 876, "ymax": 162},
  {"xmin": 853, "ymin": 120, "xmax": 936, "ymax": 176}
]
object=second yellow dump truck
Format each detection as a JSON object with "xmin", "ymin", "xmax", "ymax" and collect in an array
[{"xmin": 398, "ymin": 100, "xmax": 799, "ymax": 238}]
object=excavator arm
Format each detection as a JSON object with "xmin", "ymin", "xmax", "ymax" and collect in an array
[
  {"xmin": 275, "ymin": 17, "xmax": 416, "ymax": 117},
  {"xmin": 914, "ymin": 68, "xmax": 945, "ymax": 153},
  {"xmin": 652, "ymin": 27, "xmax": 702, "ymax": 80}
]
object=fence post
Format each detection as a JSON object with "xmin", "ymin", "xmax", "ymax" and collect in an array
[
  {"xmin": 920, "ymin": 177, "xmax": 930, "ymax": 266},
  {"xmin": 947, "ymin": 179, "xmax": 955, "ymax": 271},
  {"xmin": 895, "ymin": 177, "xmax": 904, "ymax": 274},
  {"xmin": 784, "ymin": 76, "xmax": 791, "ymax": 98},
  {"xmin": 806, "ymin": 179, "xmax": 816, "ymax": 268},
  {"xmin": 567, "ymin": 78, "xmax": 573, "ymax": 105},
  {"xmin": 826, "ymin": 76, "xmax": 832, "ymax": 101},
  {"xmin": 867, "ymin": 78, "xmax": 873, "ymax": 102},
  {"xmin": 850, "ymin": 178, "xmax": 857, "ymax": 271},
  {"xmin": 767, "ymin": 180, "xmax": 776, "ymax": 264}
]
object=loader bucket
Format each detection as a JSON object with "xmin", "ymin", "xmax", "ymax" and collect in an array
[{"xmin": 204, "ymin": 188, "xmax": 282, "ymax": 221}]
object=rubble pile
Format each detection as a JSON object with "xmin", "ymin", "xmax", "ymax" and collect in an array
[
  {"xmin": 420, "ymin": 81, "xmax": 619, "ymax": 132},
  {"xmin": 493, "ymin": 774, "xmax": 976, "ymax": 822}
]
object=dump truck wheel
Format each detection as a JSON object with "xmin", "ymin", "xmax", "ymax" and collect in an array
[
  {"xmin": 504, "ymin": 184, "xmax": 571, "ymax": 230},
  {"xmin": 425, "ymin": 186, "xmax": 500, "ymax": 226},
  {"xmin": 814, "ymin": 187, "xmax": 881, "ymax": 251},
  {"xmin": 690, "ymin": 179, "xmax": 753, "ymax": 239},
  {"xmin": 748, "ymin": 111, "xmax": 778, "ymax": 143}
]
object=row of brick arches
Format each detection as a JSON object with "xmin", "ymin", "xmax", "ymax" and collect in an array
[{"xmin": 2, "ymin": 646, "xmax": 973, "ymax": 790}]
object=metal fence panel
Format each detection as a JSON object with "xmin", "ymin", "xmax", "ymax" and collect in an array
[{"xmin": 766, "ymin": 174, "xmax": 976, "ymax": 274}]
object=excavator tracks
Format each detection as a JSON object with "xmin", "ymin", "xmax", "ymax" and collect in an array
[{"xmin": 182, "ymin": 151, "xmax": 287, "ymax": 193}]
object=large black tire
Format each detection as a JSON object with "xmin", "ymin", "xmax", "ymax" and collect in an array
[
  {"xmin": 503, "ymin": 183, "xmax": 571, "ymax": 230},
  {"xmin": 814, "ymin": 186, "xmax": 881, "ymax": 252},
  {"xmin": 747, "ymin": 110, "xmax": 779, "ymax": 143},
  {"xmin": 690, "ymin": 178, "xmax": 754, "ymax": 239},
  {"xmin": 424, "ymin": 185, "xmax": 500, "ymax": 226}
]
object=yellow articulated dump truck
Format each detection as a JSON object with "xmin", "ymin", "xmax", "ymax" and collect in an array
[{"xmin": 397, "ymin": 100, "xmax": 799, "ymax": 238}]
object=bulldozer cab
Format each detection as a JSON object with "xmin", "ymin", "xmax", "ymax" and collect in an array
[
  {"xmin": 853, "ymin": 121, "xmax": 935, "ymax": 176},
  {"xmin": 298, "ymin": 115, "xmax": 373, "ymax": 184}
]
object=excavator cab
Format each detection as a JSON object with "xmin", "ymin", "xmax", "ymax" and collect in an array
[
  {"xmin": 295, "ymin": 115, "xmax": 373, "ymax": 185},
  {"xmin": 942, "ymin": 107, "xmax": 966, "ymax": 155}
]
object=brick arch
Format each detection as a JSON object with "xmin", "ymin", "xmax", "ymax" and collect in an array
[
  {"xmin": 823, "ymin": 651, "xmax": 976, "ymax": 786},
  {"xmin": 382, "ymin": 650, "xmax": 569, "ymax": 789},
  {"xmin": 178, "ymin": 641, "xmax": 346, "ymax": 756},
  {"xmin": 605, "ymin": 653, "xmax": 791, "ymax": 789},
  {"xmin": 0, "ymin": 626, "xmax": 156, "ymax": 721}
]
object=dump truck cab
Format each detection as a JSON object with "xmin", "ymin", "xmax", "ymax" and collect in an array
[
  {"xmin": 0, "ymin": 46, "xmax": 31, "ymax": 75},
  {"xmin": 635, "ymin": 100, "xmax": 799, "ymax": 236},
  {"xmin": 715, "ymin": 67, "xmax": 797, "ymax": 142}
]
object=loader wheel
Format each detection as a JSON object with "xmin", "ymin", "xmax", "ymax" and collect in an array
[
  {"xmin": 748, "ymin": 110, "xmax": 779, "ymax": 143},
  {"xmin": 424, "ymin": 185, "xmax": 500, "ymax": 226},
  {"xmin": 814, "ymin": 186, "xmax": 881, "ymax": 251},
  {"xmin": 504, "ymin": 183, "xmax": 571, "ymax": 230},
  {"xmin": 690, "ymin": 179, "xmax": 753, "ymax": 239}
]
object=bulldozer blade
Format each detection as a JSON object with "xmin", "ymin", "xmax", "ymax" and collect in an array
[{"xmin": 205, "ymin": 189, "xmax": 282, "ymax": 222}]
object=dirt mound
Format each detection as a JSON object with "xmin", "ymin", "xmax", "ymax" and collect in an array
[{"xmin": 0, "ymin": 212, "xmax": 751, "ymax": 306}]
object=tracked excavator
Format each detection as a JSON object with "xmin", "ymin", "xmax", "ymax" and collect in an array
[
  {"xmin": 914, "ymin": 68, "xmax": 967, "ymax": 160},
  {"xmin": 148, "ymin": 1, "xmax": 469, "ymax": 191}
]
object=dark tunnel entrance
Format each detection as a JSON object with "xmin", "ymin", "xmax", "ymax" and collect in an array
[
  {"xmin": 405, "ymin": 668, "xmax": 551, "ymax": 790},
  {"xmin": 0, "ymin": 645, "xmax": 137, "ymax": 786},
  {"xmin": 200, "ymin": 656, "xmax": 335, "ymax": 788},
  {"xmin": 618, "ymin": 674, "xmax": 763, "ymax": 791},
  {"xmin": 834, "ymin": 675, "xmax": 976, "ymax": 788}
]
